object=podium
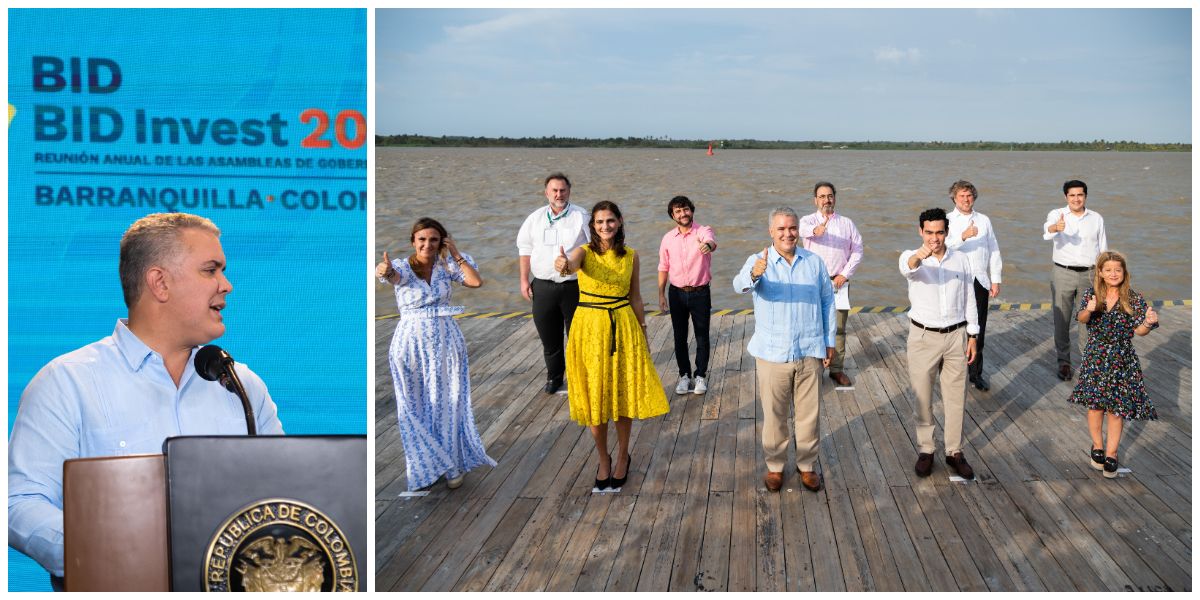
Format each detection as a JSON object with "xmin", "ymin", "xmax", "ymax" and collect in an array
[{"xmin": 63, "ymin": 435, "xmax": 366, "ymax": 592}]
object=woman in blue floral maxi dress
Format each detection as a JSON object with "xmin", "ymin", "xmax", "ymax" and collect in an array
[{"xmin": 378, "ymin": 218, "xmax": 495, "ymax": 491}]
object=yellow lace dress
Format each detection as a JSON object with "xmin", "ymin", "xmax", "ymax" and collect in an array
[{"xmin": 566, "ymin": 246, "xmax": 670, "ymax": 426}]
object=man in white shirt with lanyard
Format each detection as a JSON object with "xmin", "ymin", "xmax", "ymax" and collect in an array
[
  {"xmin": 945, "ymin": 180, "xmax": 1002, "ymax": 392},
  {"xmin": 517, "ymin": 173, "xmax": 590, "ymax": 394},
  {"xmin": 1042, "ymin": 179, "xmax": 1107, "ymax": 381},
  {"xmin": 900, "ymin": 207, "xmax": 978, "ymax": 480}
]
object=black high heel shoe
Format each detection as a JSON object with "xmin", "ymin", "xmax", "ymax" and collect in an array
[
  {"xmin": 594, "ymin": 454, "xmax": 613, "ymax": 491},
  {"xmin": 610, "ymin": 454, "xmax": 632, "ymax": 490}
]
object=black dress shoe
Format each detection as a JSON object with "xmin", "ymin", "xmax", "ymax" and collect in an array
[
  {"xmin": 610, "ymin": 454, "xmax": 632, "ymax": 490},
  {"xmin": 970, "ymin": 374, "xmax": 990, "ymax": 391},
  {"xmin": 544, "ymin": 377, "xmax": 563, "ymax": 394},
  {"xmin": 1057, "ymin": 364, "xmax": 1072, "ymax": 381},
  {"xmin": 946, "ymin": 452, "xmax": 975, "ymax": 480},
  {"xmin": 1089, "ymin": 448, "xmax": 1105, "ymax": 471},
  {"xmin": 914, "ymin": 452, "xmax": 934, "ymax": 477}
]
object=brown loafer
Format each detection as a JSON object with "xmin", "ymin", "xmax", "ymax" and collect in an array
[
  {"xmin": 829, "ymin": 372, "xmax": 852, "ymax": 386},
  {"xmin": 764, "ymin": 471, "xmax": 783, "ymax": 492},
  {"xmin": 946, "ymin": 452, "xmax": 975, "ymax": 480},
  {"xmin": 797, "ymin": 469, "xmax": 823, "ymax": 492},
  {"xmin": 914, "ymin": 452, "xmax": 934, "ymax": 477}
]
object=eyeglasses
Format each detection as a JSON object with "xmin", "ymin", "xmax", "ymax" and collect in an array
[{"xmin": 816, "ymin": 194, "xmax": 835, "ymax": 200}]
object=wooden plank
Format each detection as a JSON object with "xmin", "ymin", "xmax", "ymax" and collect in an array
[
  {"xmin": 636, "ymin": 493, "xmax": 686, "ymax": 591},
  {"xmin": 694, "ymin": 491, "xmax": 734, "ymax": 591},
  {"xmin": 549, "ymin": 492, "xmax": 614, "ymax": 590},
  {"xmin": 512, "ymin": 495, "xmax": 588, "ymax": 592},
  {"xmin": 452, "ymin": 497, "xmax": 540, "ymax": 591},
  {"xmin": 481, "ymin": 494, "xmax": 566, "ymax": 591},
  {"xmin": 605, "ymin": 493, "xmax": 659, "ymax": 591},
  {"xmin": 574, "ymin": 494, "xmax": 637, "ymax": 591}
]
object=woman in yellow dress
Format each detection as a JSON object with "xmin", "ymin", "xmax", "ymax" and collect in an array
[{"xmin": 555, "ymin": 201, "xmax": 670, "ymax": 492}]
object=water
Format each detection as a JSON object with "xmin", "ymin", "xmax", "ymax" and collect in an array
[{"xmin": 376, "ymin": 147, "xmax": 1190, "ymax": 315}]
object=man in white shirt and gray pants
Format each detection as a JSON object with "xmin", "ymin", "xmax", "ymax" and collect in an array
[
  {"xmin": 945, "ymin": 180, "xmax": 1001, "ymax": 392},
  {"xmin": 900, "ymin": 207, "xmax": 978, "ymax": 480},
  {"xmin": 1043, "ymin": 179, "xmax": 1106, "ymax": 381},
  {"xmin": 517, "ymin": 173, "xmax": 590, "ymax": 394}
]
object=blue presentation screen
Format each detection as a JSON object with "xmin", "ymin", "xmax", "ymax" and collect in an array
[{"xmin": 8, "ymin": 9, "xmax": 367, "ymax": 590}]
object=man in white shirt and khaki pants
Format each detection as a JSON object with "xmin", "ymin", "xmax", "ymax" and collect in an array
[
  {"xmin": 1043, "ymin": 179, "xmax": 1107, "ymax": 381},
  {"xmin": 900, "ymin": 207, "xmax": 978, "ymax": 481}
]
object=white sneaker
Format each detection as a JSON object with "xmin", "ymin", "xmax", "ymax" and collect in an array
[
  {"xmin": 675, "ymin": 375, "xmax": 691, "ymax": 395},
  {"xmin": 693, "ymin": 376, "xmax": 708, "ymax": 395}
]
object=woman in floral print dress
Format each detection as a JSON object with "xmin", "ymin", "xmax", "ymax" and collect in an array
[
  {"xmin": 377, "ymin": 218, "xmax": 495, "ymax": 491},
  {"xmin": 1068, "ymin": 251, "xmax": 1159, "ymax": 479}
]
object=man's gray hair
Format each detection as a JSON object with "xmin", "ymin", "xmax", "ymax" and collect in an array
[
  {"xmin": 767, "ymin": 206, "xmax": 799, "ymax": 228},
  {"xmin": 119, "ymin": 212, "xmax": 220, "ymax": 308}
]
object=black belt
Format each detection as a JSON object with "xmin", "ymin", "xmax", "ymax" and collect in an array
[
  {"xmin": 910, "ymin": 319, "xmax": 967, "ymax": 334},
  {"xmin": 671, "ymin": 284, "xmax": 709, "ymax": 293},
  {"xmin": 577, "ymin": 290, "xmax": 631, "ymax": 355},
  {"xmin": 1054, "ymin": 262, "xmax": 1092, "ymax": 272}
]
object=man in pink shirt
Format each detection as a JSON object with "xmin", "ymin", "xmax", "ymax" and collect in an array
[
  {"xmin": 799, "ymin": 181, "xmax": 864, "ymax": 387},
  {"xmin": 658, "ymin": 196, "xmax": 717, "ymax": 396}
]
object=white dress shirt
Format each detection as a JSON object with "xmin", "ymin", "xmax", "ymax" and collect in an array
[
  {"xmin": 1042, "ymin": 207, "xmax": 1107, "ymax": 268},
  {"xmin": 946, "ymin": 209, "xmax": 1002, "ymax": 289},
  {"xmin": 899, "ymin": 248, "xmax": 980, "ymax": 335},
  {"xmin": 515, "ymin": 203, "xmax": 590, "ymax": 282}
]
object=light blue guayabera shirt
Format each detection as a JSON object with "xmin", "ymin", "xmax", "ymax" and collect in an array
[
  {"xmin": 8, "ymin": 319, "xmax": 284, "ymax": 577},
  {"xmin": 733, "ymin": 246, "xmax": 836, "ymax": 362}
]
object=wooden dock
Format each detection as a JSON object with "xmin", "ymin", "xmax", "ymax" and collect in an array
[{"xmin": 374, "ymin": 305, "xmax": 1192, "ymax": 592}]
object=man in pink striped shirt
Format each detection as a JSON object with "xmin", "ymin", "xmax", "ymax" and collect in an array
[
  {"xmin": 799, "ymin": 181, "xmax": 864, "ymax": 387},
  {"xmin": 657, "ymin": 196, "xmax": 717, "ymax": 396}
]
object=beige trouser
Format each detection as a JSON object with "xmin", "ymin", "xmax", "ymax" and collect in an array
[
  {"xmin": 829, "ymin": 309, "xmax": 849, "ymax": 374},
  {"xmin": 906, "ymin": 324, "xmax": 968, "ymax": 456},
  {"xmin": 757, "ymin": 356, "xmax": 822, "ymax": 472}
]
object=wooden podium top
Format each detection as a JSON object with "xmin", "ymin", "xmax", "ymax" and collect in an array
[{"xmin": 63, "ymin": 453, "xmax": 169, "ymax": 592}]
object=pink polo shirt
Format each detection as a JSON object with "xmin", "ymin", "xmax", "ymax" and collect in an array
[{"xmin": 658, "ymin": 224, "xmax": 715, "ymax": 288}]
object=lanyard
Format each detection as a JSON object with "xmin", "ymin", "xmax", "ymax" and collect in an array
[{"xmin": 546, "ymin": 204, "xmax": 571, "ymax": 226}]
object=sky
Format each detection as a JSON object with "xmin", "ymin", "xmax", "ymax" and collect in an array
[{"xmin": 376, "ymin": 8, "xmax": 1192, "ymax": 143}]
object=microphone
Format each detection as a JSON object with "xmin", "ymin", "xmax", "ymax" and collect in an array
[{"xmin": 194, "ymin": 345, "xmax": 257, "ymax": 436}]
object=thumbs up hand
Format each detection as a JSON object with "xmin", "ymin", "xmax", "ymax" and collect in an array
[
  {"xmin": 1055, "ymin": 211, "xmax": 1066, "ymax": 233},
  {"xmin": 1145, "ymin": 306, "xmax": 1159, "ymax": 326},
  {"xmin": 962, "ymin": 219, "xmax": 978, "ymax": 241},
  {"xmin": 813, "ymin": 215, "xmax": 830, "ymax": 237},
  {"xmin": 376, "ymin": 251, "xmax": 395, "ymax": 281},
  {"xmin": 751, "ymin": 247, "xmax": 769, "ymax": 280},
  {"xmin": 555, "ymin": 246, "xmax": 570, "ymax": 275},
  {"xmin": 698, "ymin": 237, "xmax": 713, "ymax": 255},
  {"xmin": 1085, "ymin": 294, "xmax": 1098, "ymax": 313}
]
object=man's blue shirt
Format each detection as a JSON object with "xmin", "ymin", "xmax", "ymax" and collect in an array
[
  {"xmin": 733, "ymin": 246, "xmax": 836, "ymax": 362},
  {"xmin": 8, "ymin": 319, "xmax": 283, "ymax": 576}
]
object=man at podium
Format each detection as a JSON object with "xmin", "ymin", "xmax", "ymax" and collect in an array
[{"xmin": 8, "ymin": 213, "xmax": 284, "ymax": 585}]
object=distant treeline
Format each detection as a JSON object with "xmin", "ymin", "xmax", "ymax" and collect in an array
[{"xmin": 377, "ymin": 135, "xmax": 1189, "ymax": 152}]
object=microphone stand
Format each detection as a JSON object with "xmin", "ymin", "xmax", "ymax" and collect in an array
[{"xmin": 219, "ymin": 369, "xmax": 257, "ymax": 436}]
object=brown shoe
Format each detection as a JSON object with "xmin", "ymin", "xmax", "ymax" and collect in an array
[
  {"xmin": 829, "ymin": 372, "xmax": 852, "ymax": 386},
  {"xmin": 797, "ymin": 468, "xmax": 823, "ymax": 492},
  {"xmin": 946, "ymin": 452, "xmax": 975, "ymax": 480},
  {"xmin": 914, "ymin": 452, "xmax": 934, "ymax": 477},
  {"xmin": 764, "ymin": 471, "xmax": 783, "ymax": 492},
  {"xmin": 1057, "ymin": 364, "xmax": 1072, "ymax": 381}
]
